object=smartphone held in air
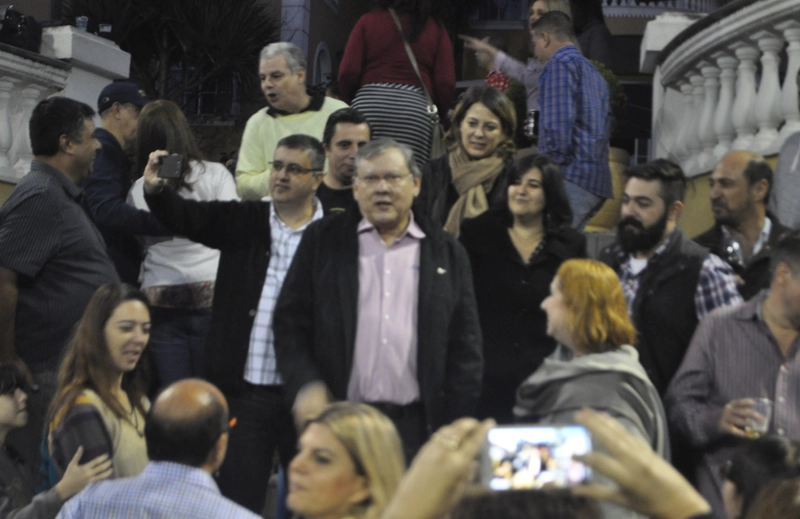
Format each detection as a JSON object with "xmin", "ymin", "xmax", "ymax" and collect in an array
[
  {"xmin": 480, "ymin": 424, "xmax": 592, "ymax": 490},
  {"xmin": 157, "ymin": 154, "xmax": 185, "ymax": 179}
]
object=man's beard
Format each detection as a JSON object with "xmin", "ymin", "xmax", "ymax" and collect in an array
[{"xmin": 617, "ymin": 210, "xmax": 670, "ymax": 255}]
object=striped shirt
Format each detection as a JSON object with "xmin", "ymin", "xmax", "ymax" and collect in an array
[
  {"xmin": 0, "ymin": 160, "xmax": 118, "ymax": 365},
  {"xmin": 665, "ymin": 292, "xmax": 800, "ymax": 516},
  {"xmin": 56, "ymin": 462, "xmax": 260, "ymax": 519},
  {"xmin": 538, "ymin": 45, "xmax": 613, "ymax": 199},
  {"xmin": 617, "ymin": 230, "xmax": 743, "ymax": 320},
  {"xmin": 243, "ymin": 201, "xmax": 323, "ymax": 385}
]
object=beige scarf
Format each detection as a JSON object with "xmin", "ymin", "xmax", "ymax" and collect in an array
[{"xmin": 443, "ymin": 145, "xmax": 505, "ymax": 236}]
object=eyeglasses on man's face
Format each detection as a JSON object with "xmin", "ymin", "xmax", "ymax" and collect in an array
[
  {"xmin": 355, "ymin": 173, "xmax": 412, "ymax": 187},
  {"xmin": 269, "ymin": 161, "xmax": 321, "ymax": 176}
]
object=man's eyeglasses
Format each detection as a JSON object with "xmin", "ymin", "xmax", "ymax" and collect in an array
[
  {"xmin": 269, "ymin": 161, "xmax": 322, "ymax": 176},
  {"xmin": 355, "ymin": 173, "xmax": 411, "ymax": 187}
]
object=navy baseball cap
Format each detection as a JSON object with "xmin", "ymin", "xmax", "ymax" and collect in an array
[{"xmin": 97, "ymin": 82, "xmax": 151, "ymax": 113}]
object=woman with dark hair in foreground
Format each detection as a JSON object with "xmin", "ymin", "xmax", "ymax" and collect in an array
[{"xmin": 459, "ymin": 154, "xmax": 585, "ymax": 423}]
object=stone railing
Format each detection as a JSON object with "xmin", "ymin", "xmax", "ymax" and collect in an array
[
  {"xmin": 0, "ymin": 27, "xmax": 130, "ymax": 184},
  {"xmin": 646, "ymin": 0, "xmax": 800, "ymax": 176},
  {"xmin": 603, "ymin": 0, "xmax": 722, "ymax": 17},
  {"xmin": 0, "ymin": 45, "xmax": 69, "ymax": 183}
]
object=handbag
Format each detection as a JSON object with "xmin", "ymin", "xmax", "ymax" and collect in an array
[{"xmin": 388, "ymin": 8, "xmax": 446, "ymax": 160}]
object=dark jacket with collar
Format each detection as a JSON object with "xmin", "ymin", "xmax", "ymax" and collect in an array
[
  {"xmin": 693, "ymin": 214, "xmax": 790, "ymax": 301},
  {"xmin": 144, "ymin": 187, "xmax": 274, "ymax": 396},
  {"xmin": 82, "ymin": 128, "xmax": 168, "ymax": 285},
  {"xmin": 272, "ymin": 207, "xmax": 483, "ymax": 430},
  {"xmin": 599, "ymin": 229, "xmax": 707, "ymax": 396},
  {"xmin": 417, "ymin": 154, "xmax": 514, "ymax": 227},
  {"xmin": 459, "ymin": 210, "xmax": 586, "ymax": 422}
]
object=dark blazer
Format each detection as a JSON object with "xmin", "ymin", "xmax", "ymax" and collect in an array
[
  {"xmin": 273, "ymin": 207, "xmax": 483, "ymax": 430},
  {"xmin": 417, "ymin": 154, "xmax": 513, "ymax": 227},
  {"xmin": 693, "ymin": 214, "xmax": 790, "ymax": 300},
  {"xmin": 144, "ymin": 188, "xmax": 273, "ymax": 396},
  {"xmin": 459, "ymin": 210, "xmax": 587, "ymax": 423}
]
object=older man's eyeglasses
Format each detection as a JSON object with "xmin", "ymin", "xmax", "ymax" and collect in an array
[
  {"xmin": 269, "ymin": 161, "xmax": 321, "ymax": 176},
  {"xmin": 356, "ymin": 173, "xmax": 411, "ymax": 187}
]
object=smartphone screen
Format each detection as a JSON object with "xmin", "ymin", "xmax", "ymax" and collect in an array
[
  {"xmin": 481, "ymin": 424, "xmax": 592, "ymax": 490},
  {"xmin": 158, "ymin": 154, "xmax": 185, "ymax": 179}
]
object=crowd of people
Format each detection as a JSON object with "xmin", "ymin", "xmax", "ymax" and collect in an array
[{"xmin": 2, "ymin": 0, "xmax": 800, "ymax": 518}]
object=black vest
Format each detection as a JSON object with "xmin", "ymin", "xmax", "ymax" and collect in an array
[{"xmin": 600, "ymin": 230, "xmax": 708, "ymax": 395}]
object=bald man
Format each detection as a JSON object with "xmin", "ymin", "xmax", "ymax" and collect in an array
[
  {"xmin": 56, "ymin": 379, "xmax": 260, "ymax": 519},
  {"xmin": 695, "ymin": 151, "xmax": 791, "ymax": 300}
]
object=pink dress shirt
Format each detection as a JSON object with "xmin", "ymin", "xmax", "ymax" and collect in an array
[{"xmin": 347, "ymin": 213, "xmax": 426, "ymax": 405}]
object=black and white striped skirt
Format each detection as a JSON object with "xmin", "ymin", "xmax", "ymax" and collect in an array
[{"xmin": 351, "ymin": 83, "xmax": 433, "ymax": 168}]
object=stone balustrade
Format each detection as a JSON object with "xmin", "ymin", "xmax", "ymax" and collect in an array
[
  {"xmin": 645, "ymin": 0, "xmax": 800, "ymax": 176},
  {"xmin": 0, "ymin": 27, "xmax": 130, "ymax": 185}
]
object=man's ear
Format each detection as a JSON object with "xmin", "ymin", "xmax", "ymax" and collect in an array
[
  {"xmin": 296, "ymin": 67, "xmax": 306, "ymax": 85},
  {"xmin": 59, "ymin": 134, "xmax": 73, "ymax": 155},
  {"xmin": 751, "ymin": 178, "xmax": 769, "ymax": 204},
  {"xmin": 668, "ymin": 200, "xmax": 684, "ymax": 222}
]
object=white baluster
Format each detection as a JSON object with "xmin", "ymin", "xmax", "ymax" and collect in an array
[
  {"xmin": 698, "ymin": 63, "xmax": 721, "ymax": 172},
  {"xmin": 712, "ymin": 53, "xmax": 737, "ymax": 161},
  {"xmin": 673, "ymin": 81, "xmax": 694, "ymax": 162},
  {"xmin": 730, "ymin": 43, "xmax": 759, "ymax": 150},
  {"xmin": 777, "ymin": 21, "xmax": 800, "ymax": 147},
  {"xmin": 12, "ymin": 85, "xmax": 45, "ymax": 181},
  {"xmin": 0, "ymin": 77, "xmax": 18, "ymax": 182},
  {"xmin": 750, "ymin": 31, "xmax": 784, "ymax": 155},
  {"xmin": 683, "ymin": 73, "xmax": 705, "ymax": 175}
]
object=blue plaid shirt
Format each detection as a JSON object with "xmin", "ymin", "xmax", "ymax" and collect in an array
[
  {"xmin": 56, "ymin": 462, "xmax": 260, "ymax": 519},
  {"xmin": 538, "ymin": 45, "xmax": 613, "ymax": 199}
]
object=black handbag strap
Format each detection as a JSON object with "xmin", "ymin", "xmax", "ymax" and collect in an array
[{"xmin": 388, "ymin": 8, "xmax": 437, "ymax": 116}]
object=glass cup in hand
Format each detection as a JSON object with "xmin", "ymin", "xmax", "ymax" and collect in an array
[{"xmin": 745, "ymin": 398, "xmax": 773, "ymax": 438}]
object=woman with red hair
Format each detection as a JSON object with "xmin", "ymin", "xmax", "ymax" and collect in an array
[{"xmin": 515, "ymin": 259, "xmax": 667, "ymax": 518}]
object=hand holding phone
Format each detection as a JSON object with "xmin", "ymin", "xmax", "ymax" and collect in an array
[
  {"xmin": 157, "ymin": 154, "xmax": 185, "ymax": 179},
  {"xmin": 481, "ymin": 424, "xmax": 592, "ymax": 490}
]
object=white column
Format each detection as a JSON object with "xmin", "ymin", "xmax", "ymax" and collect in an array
[
  {"xmin": 713, "ymin": 53, "xmax": 737, "ymax": 160},
  {"xmin": 698, "ymin": 63, "xmax": 721, "ymax": 171},
  {"xmin": 0, "ymin": 77, "xmax": 18, "ymax": 182},
  {"xmin": 684, "ymin": 73, "xmax": 705, "ymax": 175},
  {"xmin": 730, "ymin": 43, "xmax": 759, "ymax": 150},
  {"xmin": 673, "ymin": 81, "xmax": 694, "ymax": 163},
  {"xmin": 750, "ymin": 31, "xmax": 784, "ymax": 155},
  {"xmin": 12, "ymin": 85, "xmax": 45, "ymax": 181},
  {"xmin": 777, "ymin": 21, "xmax": 800, "ymax": 147}
]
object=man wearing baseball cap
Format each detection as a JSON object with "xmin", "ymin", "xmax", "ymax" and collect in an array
[{"xmin": 83, "ymin": 81, "xmax": 169, "ymax": 284}]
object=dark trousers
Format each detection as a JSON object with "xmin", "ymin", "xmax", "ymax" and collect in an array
[
  {"xmin": 148, "ymin": 306, "xmax": 212, "ymax": 389},
  {"xmin": 217, "ymin": 383, "xmax": 297, "ymax": 514},
  {"xmin": 369, "ymin": 401, "xmax": 428, "ymax": 464}
]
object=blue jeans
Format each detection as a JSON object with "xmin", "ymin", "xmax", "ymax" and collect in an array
[
  {"xmin": 564, "ymin": 179, "xmax": 606, "ymax": 232},
  {"xmin": 148, "ymin": 307, "xmax": 212, "ymax": 388}
]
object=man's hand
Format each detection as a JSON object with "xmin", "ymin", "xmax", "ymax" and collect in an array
[
  {"xmin": 717, "ymin": 398, "xmax": 756, "ymax": 437},
  {"xmin": 142, "ymin": 150, "xmax": 170, "ymax": 195},
  {"xmin": 381, "ymin": 417, "xmax": 495, "ymax": 519},
  {"xmin": 573, "ymin": 408, "xmax": 710, "ymax": 519},
  {"xmin": 293, "ymin": 381, "xmax": 330, "ymax": 431},
  {"xmin": 54, "ymin": 447, "xmax": 113, "ymax": 500},
  {"xmin": 459, "ymin": 35, "xmax": 498, "ymax": 70}
]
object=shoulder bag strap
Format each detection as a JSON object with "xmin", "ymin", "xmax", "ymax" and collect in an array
[{"xmin": 388, "ymin": 8, "xmax": 437, "ymax": 116}]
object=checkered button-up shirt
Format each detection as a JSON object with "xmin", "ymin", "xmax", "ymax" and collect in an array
[
  {"xmin": 244, "ymin": 201, "xmax": 323, "ymax": 385},
  {"xmin": 56, "ymin": 462, "xmax": 260, "ymax": 519},
  {"xmin": 538, "ymin": 45, "xmax": 613, "ymax": 199},
  {"xmin": 617, "ymin": 229, "xmax": 743, "ymax": 320}
]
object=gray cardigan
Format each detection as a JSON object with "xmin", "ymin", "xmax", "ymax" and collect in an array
[{"xmin": 0, "ymin": 447, "xmax": 63, "ymax": 519}]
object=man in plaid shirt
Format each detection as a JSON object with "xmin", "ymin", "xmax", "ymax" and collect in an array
[
  {"xmin": 532, "ymin": 11, "xmax": 612, "ymax": 230},
  {"xmin": 599, "ymin": 160, "xmax": 742, "ymax": 396}
]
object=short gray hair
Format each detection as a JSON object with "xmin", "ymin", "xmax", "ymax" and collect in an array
[
  {"xmin": 355, "ymin": 138, "xmax": 421, "ymax": 178},
  {"xmin": 260, "ymin": 42, "xmax": 306, "ymax": 73}
]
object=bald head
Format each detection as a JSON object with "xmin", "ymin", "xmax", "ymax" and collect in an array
[
  {"xmin": 145, "ymin": 379, "xmax": 229, "ymax": 468},
  {"xmin": 709, "ymin": 151, "xmax": 772, "ymax": 226}
]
